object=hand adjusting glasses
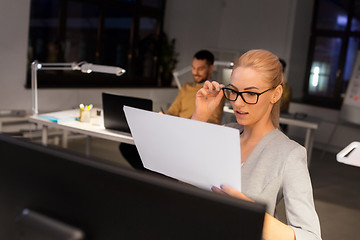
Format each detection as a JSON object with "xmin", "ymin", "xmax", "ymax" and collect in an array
[{"xmin": 222, "ymin": 87, "xmax": 273, "ymax": 104}]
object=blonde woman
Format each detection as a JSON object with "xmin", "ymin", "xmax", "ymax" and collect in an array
[{"xmin": 192, "ymin": 49, "xmax": 321, "ymax": 240}]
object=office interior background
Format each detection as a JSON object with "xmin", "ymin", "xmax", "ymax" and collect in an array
[
  {"xmin": 1, "ymin": 0, "xmax": 360, "ymax": 153},
  {"xmin": 1, "ymin": 0, "xmax": 360, "ymax": 238}
]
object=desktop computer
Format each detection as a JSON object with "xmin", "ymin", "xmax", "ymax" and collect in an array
[{"xmin": 0, "ymin": 134, "xmax": 265, "ymax": 240}]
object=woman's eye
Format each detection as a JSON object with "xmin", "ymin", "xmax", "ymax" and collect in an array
[{"xmin": 247, "ymin": 92, "xmax": 257, "ymax": 96}]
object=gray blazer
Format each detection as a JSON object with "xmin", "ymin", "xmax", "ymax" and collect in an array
[{"xmin": 226, "ymin": 123, "xmax": 322, "ymax": 240}]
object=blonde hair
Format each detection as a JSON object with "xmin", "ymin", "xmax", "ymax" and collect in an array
[{"xmin": 233, "ymin": 49, "xmax": 284, "ymax": 127}]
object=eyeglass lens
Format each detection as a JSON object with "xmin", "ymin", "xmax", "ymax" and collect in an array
[{"xmin": 223, "ymin": 88, "xmax": 258, "ymax": 104}]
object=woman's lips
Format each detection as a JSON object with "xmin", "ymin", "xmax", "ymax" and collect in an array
[{"xmin": 235, "ymin": 110, "xmax": 248, "ymax": 117}]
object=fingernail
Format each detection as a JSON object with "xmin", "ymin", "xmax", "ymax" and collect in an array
[
  {"xmin": 216, "ymin": 87, "xmax": 220, "ymax": 91},
  {"xmin": 211, "ymin": 186, "xmax": 221, "ymax": 191},
  {"xmin": 209, "ymin": 88, "xmax": 213, "ymax": 92}
]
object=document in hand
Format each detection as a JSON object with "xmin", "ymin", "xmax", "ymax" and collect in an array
[{"xmin": 124, "ymin": 106, "xmax": 241, "ymax": 191}]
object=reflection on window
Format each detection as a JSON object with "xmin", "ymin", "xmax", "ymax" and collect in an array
[
  {"xmin": 352, "ymin": 0, "xmax": 360, "ymax": 31},
  {"xmin": 306, "ymin": 0, "xmax": 360, "ymax": 108},
  {"xmin": 351, "ymin": 17, "xmax": 360, "ymax": 31},
  {"xmin": 65, "ymin": 1, "xmax": 99, "ymax": 63},
  {"xmin": 316, "ymin": 0, "xmax": 348, "ymax": 31},
  {"xmin": 337, "ymin": 15, "xmax": 348, "ymax": 27},
  {"xmin": 136, "ymin": 17, "xmax": 158, "ymax": 79},
  {"xmin": 102, "ymin": 7, "xmax": 132, "ymax": 68},
  {"xmin": 308, "ymin": 37, "xmax": 341, "ymax": 97},
  {"xmin": 309, "ymin": 63, "xmax": 330, "ymax": 96},
  {"xmin": 27, "ymin": 0, "xmax": 166, "ymax": 88},
  {"xmin": 28, "ymin": 0, "xmax": 61, "ymax": 63}
]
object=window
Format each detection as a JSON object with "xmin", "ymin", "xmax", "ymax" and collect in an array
[
  {"xmin": 26, "ymin": 0, "xmax": 170, "ymax": 88},
  {"xmin": 304, "ymin": 0, "xmax": 360, "ymax": 109}
]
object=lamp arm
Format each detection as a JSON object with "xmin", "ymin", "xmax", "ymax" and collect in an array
[
  {"xmin": 172, "ymin": 72, "xmax": 182, "ymax": 90},
  {"xmin": 172, "ymin": 61, "xmax": 233, "ymax": 90},
  {"xmin": 173, "ymin": 66, "xmax": 192, "ymax": 76},
  {"xmin": 172, "ymin": 66, "xmax": 192, "ymax": 90},
  {"xmin": 31, "ymin": 61, "xmax": 39, "ymax": 115},
  {"xmin": 214, "ymin": 60, "xmax": 234, "ymax": 67},
  {"xmin": 79, "ymin": 63, "xmax": 126, "ymax": 76},
  {"xmin": 30, "ymin": 60, "xmax": 126, "ymax": 115}
]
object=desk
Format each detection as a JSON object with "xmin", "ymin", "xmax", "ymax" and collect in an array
[
  {"xmin": 31, "ymin": 108, "xmax": 320, "ymax": 163},
  {"xmin": 29, "ymin": 109, "xmax": 134, "ymax": 155},
  {"xmin": 223, "ymin": 106, "xmax": 320, "ymax": 164},
  {"xmin": 0, "ymin": 116, "xmax": 29, "ymax": 132}
]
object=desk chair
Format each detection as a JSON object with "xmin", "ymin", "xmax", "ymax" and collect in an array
[
  {"xmin": 119, "ymin": 143, "xmax": 146, "ymax": 171},
  {"xmin": 119, "ymin": 143, "xmax": 180, "ymax": 183}
]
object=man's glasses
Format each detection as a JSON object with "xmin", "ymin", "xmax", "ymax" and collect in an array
[{"xmin": 222, "ymin": 87, "xmax": 273, "ymax": 104}]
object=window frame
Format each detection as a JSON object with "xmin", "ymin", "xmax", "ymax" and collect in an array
[
  {"xmin": 304, "ymin": 0, "xmax": 360, "ymax": 109},
  {"xmin": 26, "ymin": 0, "xmax": 170, "ymax": 89}
]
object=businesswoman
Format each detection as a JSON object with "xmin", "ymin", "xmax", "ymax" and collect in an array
[{"xmin": 192, "ymin": 49, "xmax": 321, "ymax": 240}]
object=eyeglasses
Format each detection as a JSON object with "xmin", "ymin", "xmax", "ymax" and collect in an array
[{"xmin": 222, "ymin": 87, "xmax": 273, "ymax": 104}]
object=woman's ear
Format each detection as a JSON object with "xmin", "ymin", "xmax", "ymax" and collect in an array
[{"xmin": 271, "ymin": 85, "xmax": 283, "ymax": 103}]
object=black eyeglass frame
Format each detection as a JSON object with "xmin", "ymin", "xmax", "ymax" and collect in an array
[{"xmin": 222, "ymin": 87, "xmax": 273, "ymax": 104}]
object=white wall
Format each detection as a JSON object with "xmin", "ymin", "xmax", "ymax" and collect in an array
[
  {"xmin": 0, "ymin": 0, "xmax": 31, "ymax": 111},
  {"xmin": 163, "ymin": 0, "xmax": 224, "ymax": 69},
  {"xmin": 217, "ymin": 0, "xmax": 296, "ymax": 59},
  {"xmin": 164, "ymin": 0, "xmax": 298, "ymax": 67},
  {"xmin": 288, "ymin": 0, "xmax": 315, "ymax": 99},
  {"xmin": 1, "ymin": 0, "xmax": 359, "ymax": 151}
]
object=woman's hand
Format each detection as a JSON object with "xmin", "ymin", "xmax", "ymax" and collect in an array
[
  {"xmin": 213, "ymin": 185, "xmax": 296, "ymax": 240},
  {"xmin": 192, "ymin": 80, "xmax": 224, "ymax": 122},
  {"xmin": 211, "ymin": 185, "xmax": 254, "ymax": 202}
]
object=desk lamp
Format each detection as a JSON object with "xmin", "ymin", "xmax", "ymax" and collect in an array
[
  {"xmin": 172, "ymin": 60, "xmax": 234, "ymax": 90},
  {"xmin": 31, "ymin": 61, "xmax": 126, "ymax": 115}
]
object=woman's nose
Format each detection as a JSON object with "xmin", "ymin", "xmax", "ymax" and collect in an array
[{"xmin": 234, "ymin": 95, "xmax": 246, "ymax": 107}]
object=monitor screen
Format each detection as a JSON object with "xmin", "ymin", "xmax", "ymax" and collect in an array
[{"xmin": 0, "ymin": 134, "xmax": 265, "ymax": 240}]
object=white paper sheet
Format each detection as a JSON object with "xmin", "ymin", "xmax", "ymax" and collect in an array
[{"xmin": 124, "ymin": 106, "xmax": 241, "ymax": 191}]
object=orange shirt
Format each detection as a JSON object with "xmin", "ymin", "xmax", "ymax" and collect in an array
[{"xmin": 166, "ymin": 82, "xmax": 224, "ymax": 124}]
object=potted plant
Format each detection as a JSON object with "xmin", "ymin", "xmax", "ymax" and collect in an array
[{"xmin": 158, "ymin": 32, "xmax": 178, "ymax": 87}]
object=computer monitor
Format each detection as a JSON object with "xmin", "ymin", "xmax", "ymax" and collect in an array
[
  {"xmin": 0, "ymin": 134, "xmax": 265, "ymax": 240},
  {"xmin": 16, "ymin": 208, "xmax": 84, "ymax": 240}
]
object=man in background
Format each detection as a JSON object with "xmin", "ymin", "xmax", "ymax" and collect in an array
[{"xmin": 165, "ymin": 50, "xmax": 224, "ymax": 124}]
